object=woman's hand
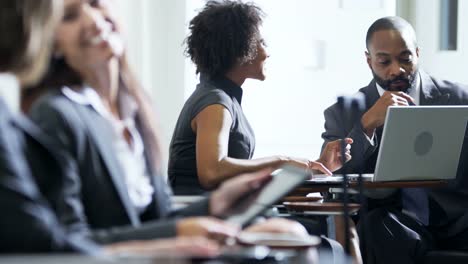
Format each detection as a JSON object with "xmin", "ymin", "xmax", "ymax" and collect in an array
[
  {"xmin": 176, "ymin": 217, "xmax": 240, "ymax": 243},
  {"xmin": 210, "ymin": 168, "xmax": 273, "ymax": 217},
  {"xmin": 318, "ymin": 138, "xmax": 353, "ymax": 172},
  {"xmin": 243, "ymin": 218, "xmax": 308, "ymax": 238},
  {"xmin": 104, "ymin": 237, "xmax": 220, "ymax": 258},
  {"xmin": 280, "ymin": 156, "xmax": 332, "ymax": 175}
]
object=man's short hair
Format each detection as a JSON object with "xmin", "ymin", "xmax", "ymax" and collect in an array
[{"xmin": 366, "ymin": 16, "xmax": 417, "ymax": 50}]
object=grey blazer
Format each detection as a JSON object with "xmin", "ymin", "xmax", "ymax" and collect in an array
[
  {"xmin": 321, "ymin": 70, "xmax": 468, "ymax": 238},
  {"xmin": 0, "ymin": 98, "xmax": 99, "ymax": 253},
  {"xmin": 29, "ymin": 89, "xmax": 210, "ymax": 244}
]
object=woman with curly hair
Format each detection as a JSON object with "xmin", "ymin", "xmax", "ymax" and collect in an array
[{"xmin": 169, "ymin": 0, "xmax": 353, "ymax": 195}]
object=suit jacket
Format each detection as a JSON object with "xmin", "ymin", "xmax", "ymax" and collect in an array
[
  {"xmin": 29, "ymin": 89, "xmax": 210, "ymax": 244},
  {"xmin": 321, "ymin": 70, "xmax": 468, "ymax": 238},
  {"xmin": 0, "ymin": 98, "xmax": 99, "ymax": 253}
]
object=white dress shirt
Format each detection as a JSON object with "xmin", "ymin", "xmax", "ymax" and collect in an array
[
  {"xmin": 62, "ymin": 86, "xmax": 154, "ymax": 213},
  {"xmin": 0, "ymin": 73, "xmax": 20, "ymax": 113}
]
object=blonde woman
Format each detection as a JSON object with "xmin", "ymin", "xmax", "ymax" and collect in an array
[{"xmin": 0, "ymin": 0, "xmax": 223, "ymax": 256}]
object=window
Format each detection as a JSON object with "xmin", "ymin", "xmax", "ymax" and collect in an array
[{"xmin": 440, "ymin": 0, "xmax": 458, "ymax": 51}]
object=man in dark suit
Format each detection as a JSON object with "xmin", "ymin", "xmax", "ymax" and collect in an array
[{"xmin": 321, "ymin": 16, "xmax": 468, "ymax": 263}]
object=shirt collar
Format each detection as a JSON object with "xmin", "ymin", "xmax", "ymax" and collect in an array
[
  {"xmin": 200, "ymin": 74, "xmax": 244, "ymax": 104},
  {"xmin": 61, "ymin": 85, "xmax": 138, "ymax": 121},
  {"xmin": 0, "ymin": 72, "xmax": 20, "ymax": 113},
  {"xmin": 375, "ymin": 72, "xmax": 421, "ymax": 105}
]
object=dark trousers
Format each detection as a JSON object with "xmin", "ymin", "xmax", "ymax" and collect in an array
[{"xmin": 358, "ymin": 207, "xmax": 434, "ymax": 264}]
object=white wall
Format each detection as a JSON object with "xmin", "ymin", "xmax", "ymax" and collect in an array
[
  {"xmin": 241, "ymin": 0, "xmax": 396, "ymax": 159},
  {"xmin": 407, "ymin": 0, "xmax": 468, "ymax": 84},
  {"xmin": 117, "ymin": 0, "xmax": 188, "ymax": 164}
]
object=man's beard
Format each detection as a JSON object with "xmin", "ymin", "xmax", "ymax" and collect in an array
[{"xmin": 372, "ymin": 68, "xmax": 419, "ymax": 93}]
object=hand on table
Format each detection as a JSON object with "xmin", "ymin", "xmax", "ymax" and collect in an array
[
  {"xmin": 210, "ymin": 168, "xmax": 274, "ymax": 217},
  {"xmin": 177, "ymin": 217, "xmax": 239, "ymax": 243},
  {"xmin": 243, "ymin": 218, "xmax": 309, "ymax": 238},
  {"xmin": 318, "ymin": 138, "xmax": 353, "ymax": 172},
  {"xmin": 104, "ymin": 236, "xmax": 220, "ymax": 257}
]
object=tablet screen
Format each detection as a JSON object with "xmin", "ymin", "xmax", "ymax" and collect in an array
[{"xmin": 225, "ymin": 165, "xmax": 310, "ymax": 227}]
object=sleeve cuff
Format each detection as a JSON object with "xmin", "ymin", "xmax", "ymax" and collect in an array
[{"xmin": 363, "ymin": 131, "xmax": 376, "ymax": 146}]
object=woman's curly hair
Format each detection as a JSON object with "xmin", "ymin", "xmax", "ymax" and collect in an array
[{"xmin": 185, "ymin": 0, "xmax": 264, "ymax": 78}]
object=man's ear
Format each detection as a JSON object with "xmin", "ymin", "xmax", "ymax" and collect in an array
[
  {"xmin": 365, "ymin": 51, "xmax": 372, "ymax": 69},
  {"xmin": 416, "ymin": 47, "xmax": 420, "ymax": 58}
]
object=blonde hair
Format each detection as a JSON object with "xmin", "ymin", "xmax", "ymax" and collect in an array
[
  {"xmin": 24, "ymin": 8, "xmax": 164, "ymax": 175},
  {"xmin": 0, "ymin": 0, "xmax": 62, "ymax": 86},
  {"xmin": 119, "ymin": 57, "xmax": 164, "ymax": 172}
]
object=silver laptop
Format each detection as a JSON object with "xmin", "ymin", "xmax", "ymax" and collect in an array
[{"xmin": 310, "ymin": 106, "xmax": 468, "ymax": 183}]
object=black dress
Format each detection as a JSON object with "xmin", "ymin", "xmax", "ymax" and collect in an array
[{"xmin": 168, "ymin": 74, "xmax": 255, "ymax": 195}]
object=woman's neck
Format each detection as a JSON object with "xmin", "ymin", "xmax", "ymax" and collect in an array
[
  {"xmin": 224, "ymin": 66, "xmax": 247, "ymax": 87},
  {"xmin": 82, "ymin": 58, "xmax": 120, "ymax": 117}
]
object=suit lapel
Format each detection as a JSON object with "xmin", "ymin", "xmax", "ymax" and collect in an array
[
  {"xmin": 73, "ymin": 104, "xmax": 141, "ymax": 226},
  {"xmin": 419, "ymin": 71, "xmax": 451, "ymax": 105},
  {"xmin": 4, "ymin": 109, "xmax": 48, "ymax": 198},
  {"xmin": 12, "ymin": 113, "xmax": 56, "ymax": 150},
  {"xmin": 364, "ymin": 80, "xmax": 381, "ymax": 111},
  {"xmin": 135, "ymin": 116, "xmax": 171, "ymax": 217}
]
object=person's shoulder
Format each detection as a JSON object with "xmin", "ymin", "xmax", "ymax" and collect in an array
[
  {"xmin": 357, "ymin": 82, "xmax": 376, "ymax": 95},
  {"xmin": 182, "ymin": 85, "xmax": 234, "ymax": 122},
  {"xmin": 32, "ymin": 88, "xmax": 74, "ymax": 111},
  {"xmin": 194, "ymin": 82, "xmax": 233, "ymax": 103},
  {"xmin": 431, "ymin": 76, "xmax": 468, "ymax": 93},
  {"xmin": 29, "ymin": 88, "xmax": 83, "ymax": 126},
  {"xmin": 206, "ymin": 89, "xmax": 233, "ymax": 107},
  {"xmin": 187, "ymin": 84, "xmax": 233, "ymax": 110},
  {"xmin": 324, "ymin": 83, "xmax": 372, "ymax": 114},
  {"xmin": 427, "ymin": 73, "xmax": 468, "ymax": 99}
]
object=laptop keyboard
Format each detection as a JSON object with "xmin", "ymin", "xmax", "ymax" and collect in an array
[{"xmin": 309, "ymin": 174, "xmax": 374, "ymax": 182}]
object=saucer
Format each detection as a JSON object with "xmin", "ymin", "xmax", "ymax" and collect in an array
[
  {"xmin": 237, "ymin": 232, "xmax": 321, "ymax": 249},
  {"xmin": 283, "ymin": 201, "xmax": 360, "ymax": 214}
]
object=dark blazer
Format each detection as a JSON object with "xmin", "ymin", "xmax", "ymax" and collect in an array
[
  {"xmin": 29, "ymin": 90, "xmax": 209, "ymax": 244},
  {"xmin": 321, "ymin": 70, "xmax": 468, "ymax": 238},
  {"xmin": 0, "ymin": 98, "xmax": 99, "ymax": 253}
]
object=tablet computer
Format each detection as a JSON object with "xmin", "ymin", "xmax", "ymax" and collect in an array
[{"xmin": 225, "ymin": 165, "xmax": 310, "ymax": 227}]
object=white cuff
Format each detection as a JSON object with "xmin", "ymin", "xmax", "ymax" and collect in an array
[{"xmin": 364, "ymin": 131, "xmax": 375, "ymax": 146}]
